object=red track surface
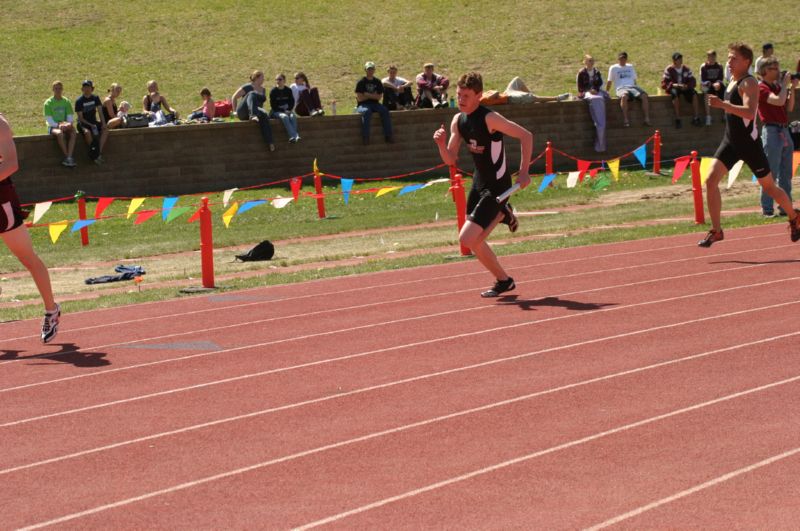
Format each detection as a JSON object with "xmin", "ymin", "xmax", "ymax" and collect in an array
[{"xmin": 2, "ymin": 224, "xmax": 799, "ymax": 530}]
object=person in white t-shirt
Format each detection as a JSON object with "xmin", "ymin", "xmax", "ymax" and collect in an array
[
  {"xmin": 606, "ymin": 51, "xmax": 652, "ymax": 127},
  {"xmin": 382, "ymin": 65, "xmax": 415, "ymax": 110}
]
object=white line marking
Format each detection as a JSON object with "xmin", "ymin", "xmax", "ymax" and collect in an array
[
  {"xmin": 20, "ymin": 347, "xmax": 800, "ymax": 530},
  {"xmin": 585, "ymin": 447, "xmax": 800, "ymax": 530}
]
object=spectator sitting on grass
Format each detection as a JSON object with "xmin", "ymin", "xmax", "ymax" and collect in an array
[
  {"xmin": 102, "ymin": 83, "xmax": 125, "ymax": 130},
  {"xmin": 231, "ymin": 70, "xmax": 275, "ymax": 152},
  {"xmin": 187, "ymin": 87, "xmax": 216, "ymax": 122},
  {"xmin": 290, "ymin": 72, "xmax": 324, "ymax": 116},
  {"xmin": 382, "ymin": 64, "xmax": 415, "ymax": 110},
  {"xmin": 661, "ymin": 52, "xmax": 702, "ymax": 128},
  {"xmin": 606, "ymin": 51, "xmax": 652, "ymax": 127},
  {"xmin": 355, "ymin": 61, "xmax": 393, "ymax": 144},
  {"xmin": 74, "ymin": 79, "xmax": 109, "ymax": 163},
  {"xmin": 416, "ymin": 63, "xmax": 450, "ymax": 108},
  {"xmin": 44, "ymin": 80, "xmax": 77, "ymax": 167},
  {"xmin": 142, "ymin": 80, "xmax": 179, "ymax": 119},
  {"xmin": 270, "ymin": 73, "xmax": 300, "ymax": 143}
]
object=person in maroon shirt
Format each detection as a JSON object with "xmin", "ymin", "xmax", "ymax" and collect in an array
[
  {"xmin": 661, "ymin": 52, "xmax": 701, "ymax": 128},
  {"xmin": 700, "ymin": 50, "xmax": 726, "ymax": 126},
  {"xmin": 757, "ymin": 57, "xmax": 798, "ymax": 216}
]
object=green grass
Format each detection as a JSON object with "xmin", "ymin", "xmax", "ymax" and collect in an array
[{"xmin": 3, "ymin": 0, "xmax": 799, "ymax": 136}]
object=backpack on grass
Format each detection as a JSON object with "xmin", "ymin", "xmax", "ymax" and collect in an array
[{"xmin": 235, "ymin": 240, "xmax": 274, "ymax": 261}]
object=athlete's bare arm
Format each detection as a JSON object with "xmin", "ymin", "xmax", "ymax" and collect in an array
[
  {"xmin": 0, "ymin": 114, "xmax": 19, "ymax": 182},
  {"xmin": 486, "ymin": 112, "xmax": 533, "ymax": 189},
  {"xmin": 709, "ymin": 77, "xmax": 758, "ymax": 121},
  {"xmin": 433, "ymin": 114, "xmax": 462, "ymax": 167}
]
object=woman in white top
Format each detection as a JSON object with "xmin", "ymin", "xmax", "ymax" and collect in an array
[{"xmin": 290, "ymin": 72, "xmax": 324, "ymax": 116}]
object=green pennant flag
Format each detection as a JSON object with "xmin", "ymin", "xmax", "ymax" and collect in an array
[
  {"xmin": 591, "ymin": 174, "xmax": 611, "ymax": 191},
  {"xmin": 166, "ymin": 206, "xmax": 191, "ymax": 223}
]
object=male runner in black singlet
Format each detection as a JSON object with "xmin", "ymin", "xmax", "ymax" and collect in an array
[
  {"xmin": 700, "ymin": 42, "xmax": 800, "ymax": 247},
  {"xmin": 434, "ymin": 72, "xmax": 533, "ymax": 297}
]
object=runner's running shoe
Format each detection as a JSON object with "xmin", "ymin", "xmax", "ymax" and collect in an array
[
  {"xmin": 481, "ymin": 277, "xmax": 515, "ymax": 298},
  {"xmin": 698, "ymin": 229, "xmax": 724, "ymax": 248},
  {"xmin": 41, "ymin": 303, "xmax": 61, "ymax": 344},
  {"xmin": 790, "ymin": 210, "xmax": 800, "ymax": 242},
  {"xmin": 503, "ymin": 203, "xmax": 519, "ymax": 233}
]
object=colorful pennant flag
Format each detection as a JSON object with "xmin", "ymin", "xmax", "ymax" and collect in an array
[
  {"xmin": 591, "ymin": 174, "xmax": 611, "ymax": 191},
  {"xmin": 166, "ymin": 206, "xmax": 191, "ymax": 223},
  {"xmin": 187, "ymin": 207, "xmax": 202, "ymax": 223},
  {"xmin": 376, "ymin": 186, "xmax": 401, "ymax": 197},
  {"xmin": 127, "ymin": 198, "xmax": 146, "ymax": 219},
  {"xmin": 398, "ymin": 183, "xmax": 424, "ymax": 196},
  {"xmin": 223, "ymin": 188, "xmax": 238, "ymax": 207},
  {"xmin": 422, "ymin": 178, "xmax": 450, "ymax": 188},
  {"xmin": 633, "ymin": 144, "xmax": 647, "ymax": 169},
  {"xmin": 700, "ymin": 157, "xmax": 714, "ymax": 186},
  {"xmin": 793, "ymin": 151, "xmax": 800, "ymax": 176},
  {"xmin": 271, "ymin": 196, "xmax": 293, "ymax": 209},
  {"xmin": 290, "ymin": 177, "xmax": 302, "ymax": 202},
  {"xmin": 607, "ymin": 159, "xmax": 620, "ymax": 181},
  {"xmin": 341, "ymin": 178, "xmax": 354, "ymax": 205},
  {"xmin": 49, "ymin": 221, "xmax": 68, "ymax": 243},
  {"xmin": 238, "ymin": 200, "xmax": 266, "ymax": 215},
  {"xmin": 94, "ymin": 197, "xmax": 114, "ymax": 219},
  {"xmin": 134, "ymin": 209, "xmax": 159, "ymax": 225},
  {"xmin": 313, "ymin": 158, "xmax": 321, "ymax": 178},
  {"xmin": 222, "ymin": 201, "xmax": 239, "ymax": 227},
  {"xmin": 538, "ymin": 173, "xmax": 557, "ymax": 193},
  {"xmin": 576, "ymin": 159, "xmax": 591, "ymax": 181},
  {"xmin": 32, "ymin": 201, "xmax": 52, "ymax": 224},
  {"xmin": 671, "ymin": 156, "xmax": 691, "ymax": 184},
  {"xmin": 71, "ymin": 219, "xmax": 97, "ymax": 232},
  {"xmin": 162, "ymin": 197, "xmax": 179, "ymax": 221},
  {"xmin": 588, "ymin": 168, "xmax": 599, "ymax": 179},
  {"xmin": 726, "ymin": 160, "xmax": 745, "ymax": 189},
  {"xmin": 566, "ymin": 171, "xmax": 580, "ymax": 188}
]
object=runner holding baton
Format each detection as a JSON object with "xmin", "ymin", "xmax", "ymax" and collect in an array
[{"xmin": 434, "ymin": 71, "xmax": 533, "ymax": 297}]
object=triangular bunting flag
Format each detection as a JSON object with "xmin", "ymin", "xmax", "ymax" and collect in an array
[
  {"xmin": 290, "ymin": 177, "xmax": 302, "ymax": 202},
  {"xmin": 341, "ymin": 178, "xmax": 354, "ymax": 205},
  {"xmin": 633, "ymin": 144, "xmax": 647, "ymax": 169},
  {"xmin": 187, "ymin": 207, "xmax": 202, "ymax": 223},
  {"xmin": 726, "ymin": 160, "xmax": 745, "ymax": 189},
  {"xmin": 577, "ymin": 159, "xmax": 591, "ymax": 181},
  {"xmin": 71, "ymin": 219, "xmax": 97, "ymax": 232},
  {"xmin": 134, "ymin": 210, "xmax": 159, "ymax": 225},
  {"xmin": 166, "ymin": 206, "xmax": 191, "ymax": 222},
  {"xmin": 48, "ymin": 221, "xmax": 68, "ymax": 243},
  {"xmin": 591, "ymin": 174, "xmax": 612, "ymax": 191},
  {"xmin": 752, "ymin": 174, "xmax": 757, "ymax": 183},
  {"xmin": 222, "ymin": 201, "xmax": 239, "ymax": 228},
  {"xmin": 538, "ymin": 173, "xmax": 557, "ymax": 193},
  {"xmin": 793, "ymin": 151, "xmax": 800, "ymax": 176},
  {"xmin": 271, "ymin": 196, "xmax": 293, "ymax": 209},
  {"xmin": 588, "ymin": 168, "xmax": 599, "ymax": 179},
  {"xmin": 127, "ymin": 198, "xmax": 146, "ymax": 219},
  {"xmin": 422, "ymin": 178, "xmax": 451, "ymax": 188},
  {"xmin": 700, "ymin": 157, "xmax": 714, "ymax": 186},
  {"xmin": 94, "ymin": 197, "xmax": 114, "ymax": 219},
  {"xmin": 376, "ymin": 186, "xmax": 401, "ymax": 197},
  {"xmin": 223, "ymin": 188, "xmax": 238, "ymax": 207},
  {"xmin": 607, "ymin": 159, "xmax": 620, "ymax": 181},
  {"xmin": 671, "ymin": 156, "xmax": 691, "ymax": 184},
  {"xmin": 238, "ymin": 200, "xmax": 266, "ymax": 215},
  {"xmin": 32, "ymin": 201, "xmax": 53, "ymax": 224},
  {"xmin": 162, "ymin": 197, "xmax": 179, "ymax": 221},
  {"xmin": 313, "ymin": 158, "xmax": 321, "ymax": 178},
  {"xmin": 398, "ymin": 183, "xmax": 424, "ymax": 196},
  {"xmin": 566, "ymin": 171, "xmax": 580, "ymax": 188}
]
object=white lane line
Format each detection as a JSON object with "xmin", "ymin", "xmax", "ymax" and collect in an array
[
  {"xmin": 20, "ymin": 345, "xmax": 800, "ymax": 531},
  {"xmin": 293, "ymin": 374, "xmax": 800, "ymax": 530},
  {"xmin": 3, "ymin": 298, "xmax": 799, "ymax": 477},
  {"xmin": 0, "ymin": 262, "xmax": 788, "ymax": 411},
  {"xmin": 1, "ymin": 230, "xmax": 782, "ymax": 344},
  {"xmin": 0, "ymin": 240, "xmax": 788, "ymax": 385},
  {"xmin": 585, "ymin": 447, "xmax": 800, "ymax": 530}
]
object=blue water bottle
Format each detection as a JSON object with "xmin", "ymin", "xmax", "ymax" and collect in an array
[{"xmin": 449, "ymin": 97, "xmax": 455, "ymax": 108}]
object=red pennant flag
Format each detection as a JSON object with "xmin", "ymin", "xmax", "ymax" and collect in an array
[
  {"xmin": 588, "ymin": 168, "xmax": 599, "ymax": 179},
  {"xmin": 672, "ymin": 156, "xmax": 691, "ymax": 183},
  {"xmin": 187, "ymin": 207, "xmax": 202, "ymax": 223},
  {"xmin": 134, "ymin": 209, "xmax": 159, "ymax": 225},
  {"xmin": 577, "ymin": 159, "xmax": 591, "ymax": 182},
  {"xmin": 290, "ymin": 177, "xmax": 302, "ymax": 202},
  {"xmin": 94, "ymin": 197, "xmax": 115, "ymax": 219}
]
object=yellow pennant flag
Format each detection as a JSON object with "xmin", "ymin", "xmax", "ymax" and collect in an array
[
  {"xmin": 700, "ymin": 157, "xmax": 714, "ymax": 186},
  {"xmin": 376, "ymin": 186, "xmax": 401, "ymax": 197},
  {"xmin": 222, "ymin": 201, "xmax": 239, "ymax": 228},
  {"xmin": 313, "ymin": 158, "xmax": 321, "ymax": 178},
  {"xmin": 127, "ymin": 198, "xmax": 146, "ymax": 219},
  {"xmin": 607, "ymin": 159, "xmax": 620, "ymax": 181},
  {"xmin": 48, "ymin": 221, "xmax": 69, "ymax": 244}
]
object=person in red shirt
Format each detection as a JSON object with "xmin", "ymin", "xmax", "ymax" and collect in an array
[
  {"xmin": 757, "ymin": 57, "xmax": 798, "ymax": 216},
  {"xmin": 661, "ymin": 52, "xmax": 701, "ymax": 128}
]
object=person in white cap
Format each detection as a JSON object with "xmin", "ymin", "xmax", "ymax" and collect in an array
[{"xmin": 355, "ymin": 61, "xmax": 393, "ymax": 144}]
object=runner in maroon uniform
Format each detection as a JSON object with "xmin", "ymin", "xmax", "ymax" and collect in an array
[{"xmin": 0, "ymin": 113, "xmax": 61, "ymax": 342}]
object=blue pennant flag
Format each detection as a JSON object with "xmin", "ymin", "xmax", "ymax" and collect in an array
[
  {"xmin": 237, "ymin": 200, "xmax": 267, "ymax": 215},
  {"xmin": 538, "ymin": 174, "xmax": 557, "ymax": 193},
  {"xmin": 162, "ymin": 197, "xmax": 179, "ymax": 220},
  {"xmin": 752, "ymin": 174, "xmax": 757, "ymax": 183},
  {"xmin": 633, "ymin": 145, "xmax": 647, "ymax": 169},
  {"xmin": 398, "ymin": 183, "xmax": 424, "ymax": 196},
  {"xmin": 71, "ymin": 219, "xmax": 97, "ymax": 232},
  {"xmin": 341, "ymin": 178, "xmax": 354, "ymax": 205}
]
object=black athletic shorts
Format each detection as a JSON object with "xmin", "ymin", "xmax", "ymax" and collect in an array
[
  {"xmin": 467, "ymin": 187, "xmax": 509, "ymax": 229},
  {"xmin": 714, "ymin": 137, "xmax": 771, "ymax": 179},
  {"xmin": 0, "ymin": 178, "xmax": 27, "ymax": 234}
]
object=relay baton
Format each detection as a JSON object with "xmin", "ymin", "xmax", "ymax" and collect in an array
[{"xmin": 496, "ymin": 182, "xmax": 521, "ymax": 203}]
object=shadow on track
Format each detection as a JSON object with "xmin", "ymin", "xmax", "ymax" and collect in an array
[
  {"xmin": 0, "ymin": 343, "xmax": 110, "ymax": 367},
  {"xmin": 495, "ymin": 295, "xmax": 617, "ymax": 312}
]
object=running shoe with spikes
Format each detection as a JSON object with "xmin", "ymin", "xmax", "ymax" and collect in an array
[
  {"xmin": 41, "ymin": 303, "xmax": 61, "ymax": 344},
  {"xmin": 481, "ymin": 277, "xmax": 515, "ymax": 298},
  {"xmin": 698, "ymin": 229, "xmax": 724, "ymax": 248},
  {"xmin": 789, "ymin": 210, "xmax": 800, "ymax": 242}
]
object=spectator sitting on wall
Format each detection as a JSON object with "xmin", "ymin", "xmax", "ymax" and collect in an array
[
  {"xmin": 142, "ymin": 80, "xmax": 179, "ymax": 120},
  {"xmin": 74, "ymin": 80, "xmax": 109, "ymax": 163},
  {"xmin": 577, "ymin": 54, "xmax": 610, "ymax": 152},
  {"xmin": 270, "ymin": 73, "xmax": 300, "ymax": 143},
  {"xmin": 700, "ymin": 50, "xmax": 726, "ymax": 126},
  {"xmin": 102, "ymin": 83, "xmax": 126, "ymax": 130},
  {"xmin": 188, "ymin": 87, "xmax": 216, "ymax": 122},
  {"xmin": 661, "ymin": 52, "xmax": 702, "ymax": 128},
  {"xmin": 606, "ymin": 51, "xmax": 652, "ymax": 127},
  {"xmin": 416, "ymin": 63, "xmax": 450, "ymax": 108},
  {"xmin": 231, "ymin": 70, "xmax": 275, "ymax": 152},
  {"xmin": 355, "ymin": 61, "xmax": 393, "ymax": 145},
  {"xmin": 290, "ymin": 72, "xmax": 324, "ymax": 116},
  {"xmin": 382, "ymin": 65, "xmax": 415, "ymax": 110},
  {"xmin": 44, "ymin": 81, "xmax": 77, "ymax": 167}
]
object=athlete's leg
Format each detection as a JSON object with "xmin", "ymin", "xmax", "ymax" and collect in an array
[
  {"xmin": 705, "ymin": 159, "xmax": 728, "ymax": 232},
  {"xmin": 0, "ymin": 225, "xmax": 56, "ymax": 311},
  {"xmin": 459, "ymin": 213, "xmax": 508, "ymax": 280}
]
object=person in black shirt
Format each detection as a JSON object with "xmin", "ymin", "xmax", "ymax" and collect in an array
[
  {"xmin": 433, "ymin": 71, "xmax": 533, "ymax": 297},
  {"xmin": 74, "ymin": 80, "xmax": 108, "ymax": 163},
  {"xmin": 269, "ymin": 73, "xmax": 300, "ymax": 143},
  {"xmin": 231, "ymin": 70, "xmax": 275, "ymax": 152},
  {"xmin": 355, "ymin": 61, "xmax": 393, "ymax": 144}
]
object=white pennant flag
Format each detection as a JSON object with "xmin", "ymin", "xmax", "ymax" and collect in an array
[
  {"xmin": 422, "ymin": 178, "xmax": 451, "ymax": 188},
  {"xmin": 271, "ymin": 196, "xmax": 293, "ymax": 209},
  {"xmin": 33, "ymin": 201, "xmax": 53, "ymax": 223},
  {"xmin": 726, "ymin": 160, "xmax": 745, "ymax": 189},
  {"xmin": 566, "ymin": 171, "xmax": 580, "ymax": 188},
  {"xmin": 223, "ymin": 188, "xmax": 238, "ymax": 207}
]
